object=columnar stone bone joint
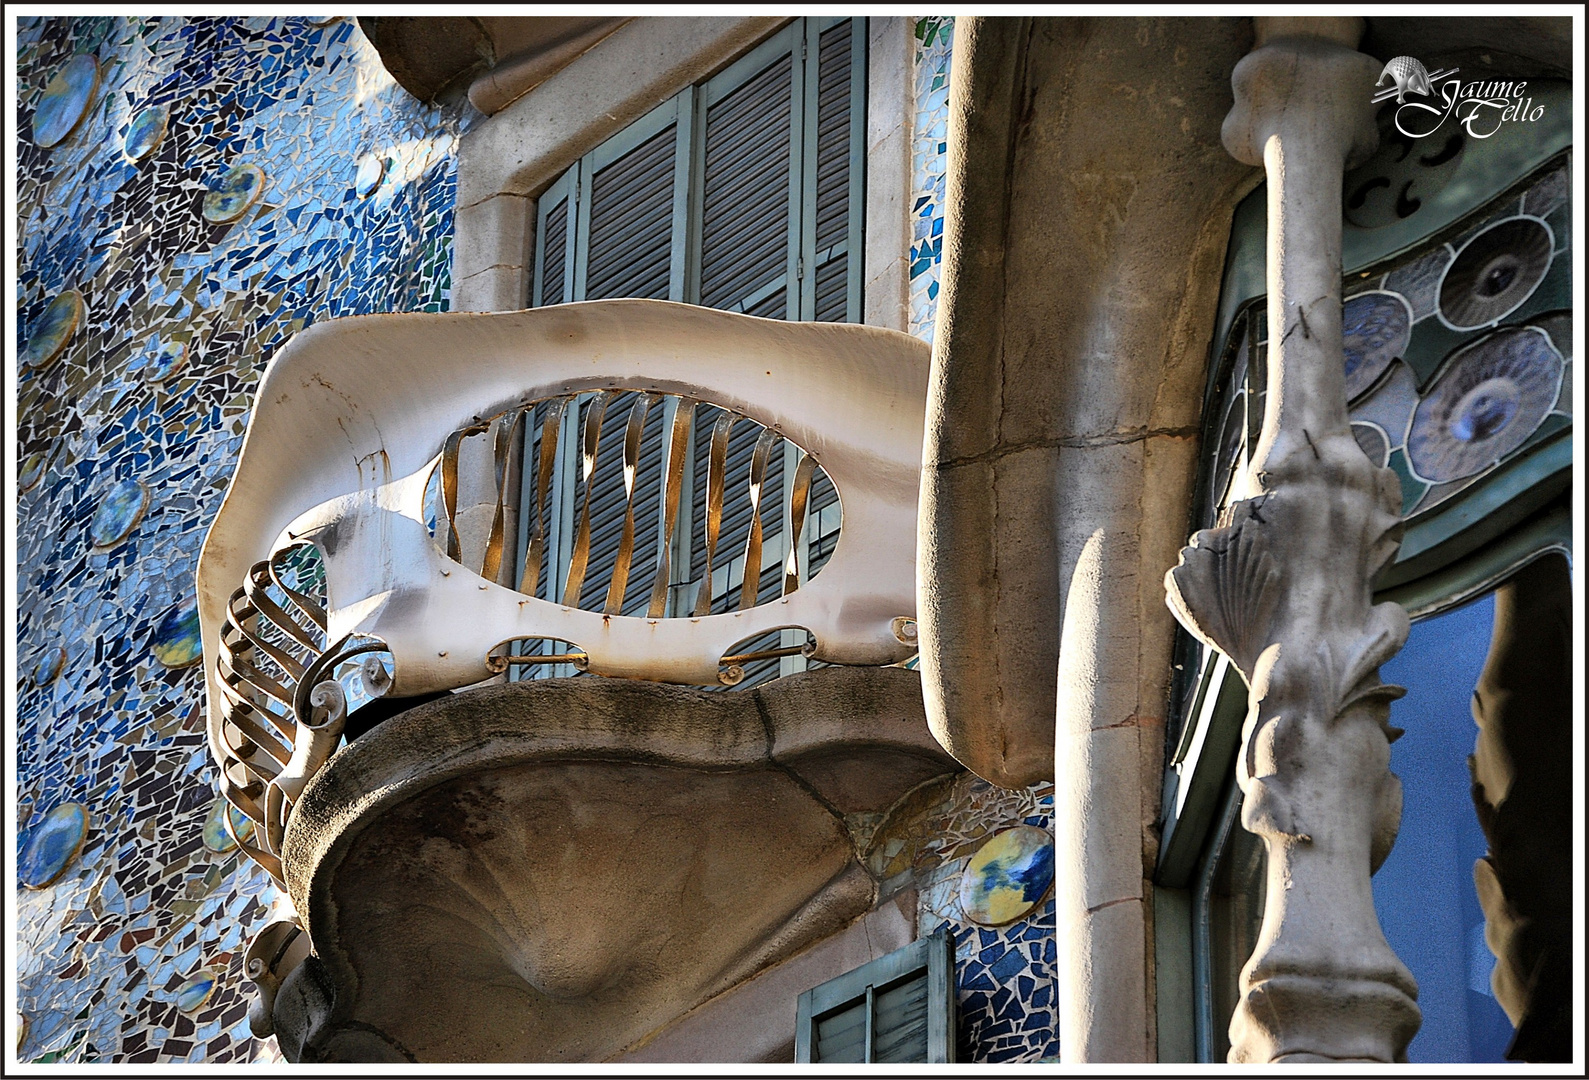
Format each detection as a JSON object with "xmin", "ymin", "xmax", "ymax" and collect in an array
[{"xmin": 1165, "ymin": 18, "xmax": 1423, "ymax": 1063}]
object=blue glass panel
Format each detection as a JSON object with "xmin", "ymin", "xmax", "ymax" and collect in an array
[{"xmin": 1375, "ymin": 595, "xmax": 1514, "ymax": 1063}]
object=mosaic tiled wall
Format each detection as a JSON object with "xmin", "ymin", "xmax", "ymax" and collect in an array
[
  {"xmin": 14, "ymin": 16, "xmax": 467, "ymax": 1063},
  {"xmin": 907, "ymin": 776, "xmax": 1057, "ymax": 1063},
  {"xmin": 909, "ymin": 16, "xmax": 953, "ymax": 342},
  {"xmin": 14, "ymin": 12, "xmax": 1052, "ymax": 1066}
]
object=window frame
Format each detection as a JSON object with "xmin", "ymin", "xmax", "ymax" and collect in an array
[
  {"xmin": 513, "ymin": 17, "xmax": 867, "ymax": 679},
  {"xmin": 794, "ymin": 927, "xmax": 956, "ymax": 1064},
  {"xmin": 1155, "ymin": 89, "xmax": 1574, "ymax": 1062},
  {"xmin": 530, "ymin": 17, "xmax": 866, "ymax": 320}
]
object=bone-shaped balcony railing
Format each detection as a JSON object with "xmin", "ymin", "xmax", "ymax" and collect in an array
[{"xmin": 197, "ymin": 300, "xmax": 931, "ymax": 890}]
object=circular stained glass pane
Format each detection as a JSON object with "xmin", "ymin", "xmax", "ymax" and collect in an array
[
  {"xmin": 24, "ymin": 290, "xmax": 84, "ymax": 370},
  {"xmin": 202, "ymin": 163, "xmax": 266, "ymax": 224},
  {"xmin": 1342, "ymin": 291, "xmax": 1412, "ymax": 401},
  {"xmin": 202, "ymin": 796, "xmax": 255, "ymax": 853},
  {"xmin": 354, "ymin": 154, "xmax": 385, "ymax": 197},
  {"xmin": 124, "ymin": 104, "xmax": 169, "ymax": 162},
  {"xmin": 143, "ymin": 338, "xmax": 187, "ymax": 383},
  {"xmin": 32, "ymin": 646, "xmax": 67, "ymax": 687},
  {"xmin": 32, "ymin": 53, "xmax": 99, "ymax": 148},
  {"xmin": 1525, "ymin": 310, "xmax": 1572, "ymax": 362},
  {"xmin": 176, "ymin": 970, "xmax": 220, "ymax": 1013},
  {"xmin": 151, "ymin": 604, "xmax": 203, "ymax": 668},
  {"xmin": 89, "ymin": 478, "xmax": 149, "ymax": 549},
  {"xmin": 1407, "ymin": 327, "xmax": 1563, "ymax": 483},
  {"xmin": 19, "ymin": 803, "xmax": 89, "ymax": 889},
  {"xmin": 958, "ymin": 825, "xmax": 1054, "ymax": 926},
  {"xmin": 1438, "ymin": 217, "xmax": 1554, "ymax": 330}
]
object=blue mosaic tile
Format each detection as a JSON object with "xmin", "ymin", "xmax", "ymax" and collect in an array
[
  {"xmin": 910, "ymin": 17, "xmax": 953, "ymax": 343},
  {"xmin": 18, "ymin": 12, "xmax": 1054, "ymax": 1066}
]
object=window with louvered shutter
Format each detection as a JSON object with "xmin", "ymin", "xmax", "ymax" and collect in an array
[
  {"xmin": 795, "ymin": 928, "xmax": 957, "ymax": 1063},
  {"xmin": 519, "ymin": 18, "xmax": 866, "ymax": 688}
]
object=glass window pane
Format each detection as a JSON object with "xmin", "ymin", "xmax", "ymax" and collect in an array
[{"xmin": 1375, "ymin": 593, "xmax": 1515, "ymax": 1063}]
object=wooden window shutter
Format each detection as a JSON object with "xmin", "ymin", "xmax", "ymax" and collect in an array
[
  {"xmin": 584, "ymin": 122, "xmax": 678, "ymax": 301},
  {"xmin": 697, "ymin": 46, "xmax": 794, "ymax": 314},
  {"xmin": 795, "ymin": 928, "xmax": 957, "ymax": 1063},
  {"xmin": 811, "ymin": 18, "xmax": 857, "ymax": 324},
  {"xmin": 519, "ymin": 19, "xmax": 867, "ymax": 682}
]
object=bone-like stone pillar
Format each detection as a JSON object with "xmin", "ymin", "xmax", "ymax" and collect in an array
[
  {"xmin": 1165, "ymin": 18, "xmax": 1421, "ymax": 1063},
  {"xmin": 918, "ymin": 16, "xmax": 1254, "ymax": 1062}
]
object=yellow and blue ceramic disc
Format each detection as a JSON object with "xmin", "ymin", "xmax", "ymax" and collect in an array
[{"xmin": 958, "ymin": 825, "xmax": 1055, "ymax": 926}]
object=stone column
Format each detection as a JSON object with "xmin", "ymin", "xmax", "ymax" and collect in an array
[
  {"xmin": 1164, "ymin": 17, "xmax": 1421, "ymax": 1063},
  {"xmin": 917, "ymin": 16, "xmax": 1254, "ymax": 1061}
]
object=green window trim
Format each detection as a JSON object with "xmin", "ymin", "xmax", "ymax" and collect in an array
[{"xmin": 531, "ymin": 17, "xmax": 866, "ymax": 319}]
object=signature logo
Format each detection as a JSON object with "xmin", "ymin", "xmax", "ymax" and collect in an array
[{"xmin": 1374, "ymin": 56, "xmax": 1545, "ymax": 139}]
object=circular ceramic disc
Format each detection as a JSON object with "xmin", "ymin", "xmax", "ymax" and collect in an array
[
  {"xmin": 32, "ymin": 646, "xmax": 67, "ymax": 687},
  {"xmin": 202, "ymin": 163, "xmax": 266, "ymax": 224},
  {"xmin": 959, "ymin": 825, "xmax": 1055, "ymax": 926},
  {"xmin": 176, "ymin": 970, "xmax": 220, "ymax": 1013},
  {"xmin": 19, "ymin": 803, "xmax": 89, "ymax": 889},
  {"xmin": 33, "ymin": 53, "xmax": 99, "ymax": 148},
  {"xmin": 143, "ymin": 338, "xmax": 187, "ymax": 382},
  {"xmin": 20, "ymin": 450, "xmax": 51, "ymax": 493},
  {"xmin": 354, "ymin": 153, "xmax": 385, "ymax": 197},
  {"xmin": 124, "ymin": 103, "xmax": 170, "ymax": 162},
  {"xmin": 24, "ymin": 290, "xmax": 84, "ymax": 370},
  {"xmin": 89, "ymin": 478, "xmax": 150, "ymax": 549},
  {"xmin": 151, "ymin": 605, "xmax": 204, "ymax": 668}
]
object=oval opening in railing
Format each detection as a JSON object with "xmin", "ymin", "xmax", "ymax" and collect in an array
[{"xmin": 423, "ymin": 391, "xmax": 843, "ymax": 650}]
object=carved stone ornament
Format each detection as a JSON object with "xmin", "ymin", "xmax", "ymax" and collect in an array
[{"xmin": 1164, "ymin": 18, "xmax": 1422, "ymax": 1063}]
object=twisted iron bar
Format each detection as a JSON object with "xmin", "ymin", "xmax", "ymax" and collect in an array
[{"xmin": 214, "ymin": 543, "xmax": 390, "ymax": 885}]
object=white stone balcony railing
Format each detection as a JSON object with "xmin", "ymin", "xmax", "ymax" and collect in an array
[{"xmin": 196, "ymin": 300, "xmax": 929, "ymax": 887}]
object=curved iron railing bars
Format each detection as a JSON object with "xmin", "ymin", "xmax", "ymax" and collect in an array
[
  {"xmin": 213, "ymin": 542, "xmax": 393, "ymax": 886},
  {"xmin": 438, "ymin": 390, "xmax": 835, "ymax": 684}
]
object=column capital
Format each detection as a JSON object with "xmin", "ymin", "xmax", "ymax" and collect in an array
[{"xmin": 1222, "ymin": 25, "xmax": 1381, "ymax": 170}]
